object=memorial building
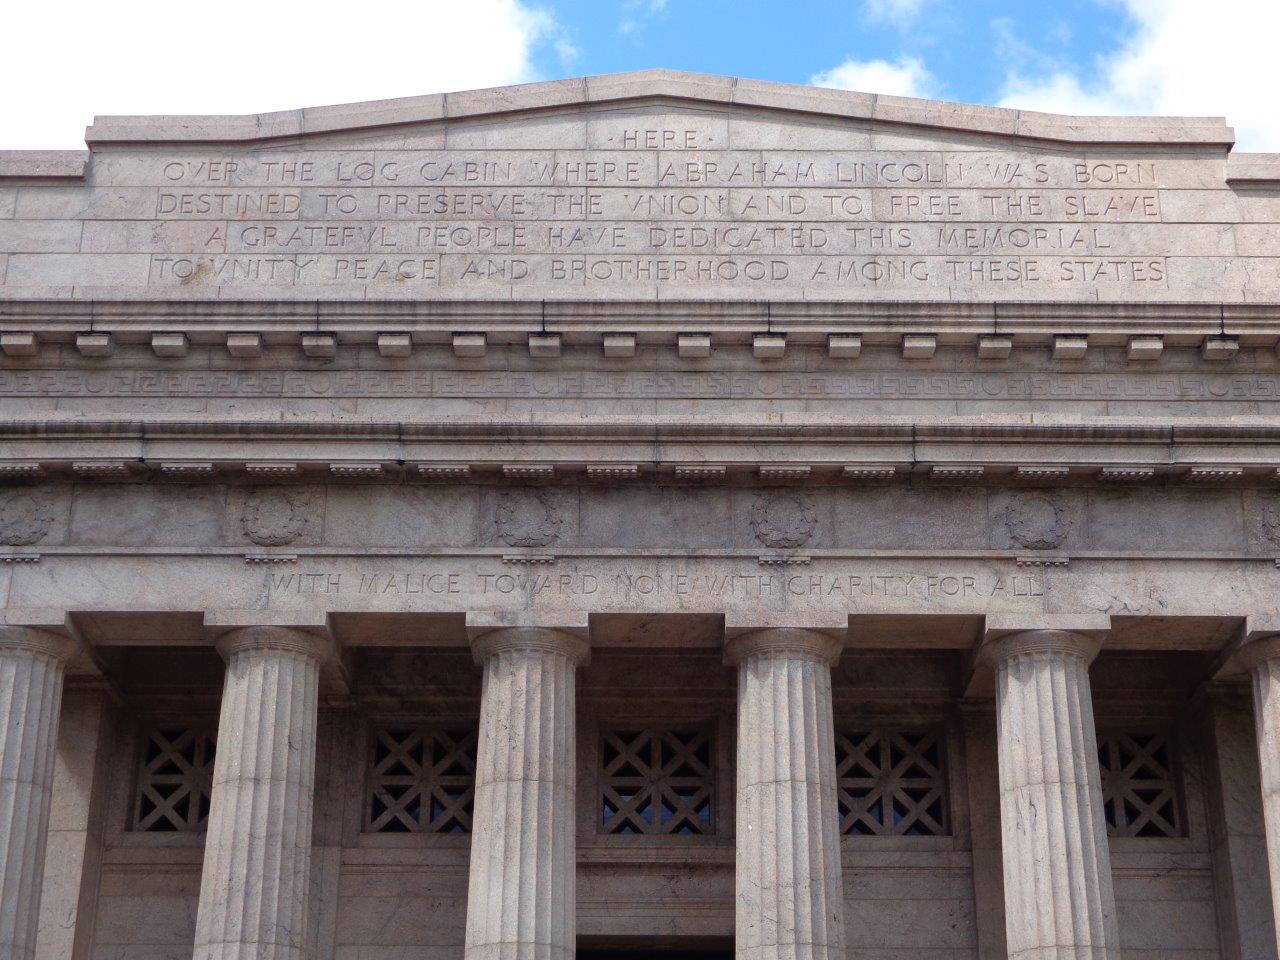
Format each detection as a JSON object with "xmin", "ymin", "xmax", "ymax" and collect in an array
[{"xmin": 6, "ymin": 69, "xmax": 1280, "ymax": 959}]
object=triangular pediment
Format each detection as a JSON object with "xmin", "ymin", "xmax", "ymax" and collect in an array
[{"xmin": 81, "ymin": 69, "xmax": 1232, "ymax": 149}]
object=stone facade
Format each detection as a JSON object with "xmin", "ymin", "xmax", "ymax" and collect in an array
[{"xmin": 1, "ymin": 69, "xmax": 1280, "ymax": 958}]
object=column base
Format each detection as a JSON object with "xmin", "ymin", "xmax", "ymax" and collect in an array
[
  {"xmin": 736, "ymin": 946, "xmax": 848, "ymax": 960},
  {"xmin": 462, "ymin": 945, "xmax": 575, "ymax": 960},
  {"xmin": 193, "ymin": 945, "xmax": 305, "ymax": 960}
]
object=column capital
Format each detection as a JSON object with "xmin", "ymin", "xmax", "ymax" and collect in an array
[
  {"xmin": 204, "ymin": 609, "xmax": 335, "ymax": 662},
  {"xmin": 215, "ymin": 625, "xmax": 336, "ymax": 662},
  {"xmin": 982, "ymin": 628, "xmax": 1102, "ymax": 667},
  {"xmin": 724, "ymin": 627, "xmax": 843, "ymax": 666},
  {"xmin": 0, "ymin": 625, "xmax": 81, "ymax": 663},
  {"xmin": 471, "ymin": 626, "xmax": 590, "ymax": 666}
]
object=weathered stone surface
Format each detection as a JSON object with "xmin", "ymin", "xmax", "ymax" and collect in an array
[
  {"xmin": 728, "ymin": 628, "xmax": 845, "ymax": 960},
  {"xmin": 0, "ymin": 627, "xmax": 79, "ymax": 960},
  {"xmin": 0, "ymin": 70, "xmax": 1276, "ymax": 960},
  {"xmin": 988, "ymin": 630, "xmax": 1120, "ymax": 959},
  {"xmin": 192, "ymin": 625, "xmax": 330, "ymax": 960},
  {"xmin": 464, "ymin": 628, "xmax": 586, "ymax": 960}
]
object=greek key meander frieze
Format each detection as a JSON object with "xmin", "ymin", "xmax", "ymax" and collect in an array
[{"xmin": 4, "ymin": 368, "xmax": 1280, "ymax": 402}]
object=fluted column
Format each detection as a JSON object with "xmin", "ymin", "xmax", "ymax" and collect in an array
[
  {"xmin": 0, "ymin": 626, "xmax": 80, "ymax": 960},
  {"xmin": 727, "ymin": 628, "xmax": 846, "ymax": 960},
  {"xmin": 988, "ymin": 630, "xmax": 1119, "ymax": 960},
  {"xmin": 464, "ymin": 628, "xmax": 588, "ymax": 960},
  {"xmin": 1239, "ymin": 635, "xmax": 1280, "ymax": 957},
  {"xmin": 193, "ymin": 626, "xmax": 331, "ymax": 960}
]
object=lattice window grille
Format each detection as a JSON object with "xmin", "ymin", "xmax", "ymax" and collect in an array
[
  {"xmin": 1098, "ymin": 732, "xmax": 1181, "ymax": 838},
  {"xmin": 367, "ymin": 725, "xmax": 478, "ymax": 834},
  {"xmin": 835, "ymin": 728, "xmax": 949, "ymax": 837},
  {"xmin": 600, "ymin": 727, "xmax": 715, "ymax": 835},
  {"xmin": 134, "ymin": 726, "xmax": 216, "ymax": 833}
]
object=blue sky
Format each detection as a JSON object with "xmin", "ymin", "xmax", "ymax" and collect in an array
[
  {"xmin": 540, "ymin": 0, "xmax": 1125, "ymax": 107},
  {"xmin": 2, "ymin": 0, "xmax": 1276, "ymax": 150}
]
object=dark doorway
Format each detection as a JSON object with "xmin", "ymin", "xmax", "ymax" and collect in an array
[{"xmin": 577, "ymin": 936, "xmax": 733, "ymax": 960}]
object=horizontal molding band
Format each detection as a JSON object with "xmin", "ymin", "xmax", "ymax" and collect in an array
[
  {"xmin": 0, "ymin": 417, "xmax": 1251, "ymax": 441},
  {"xmin": 0, "ymin": 297, "xmax": 1274, "ymax": 325}
]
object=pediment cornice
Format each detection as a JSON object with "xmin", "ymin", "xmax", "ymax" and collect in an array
[{"xmin": 62, "ymin": 69, "xmax": 1232, "ymax": 149}]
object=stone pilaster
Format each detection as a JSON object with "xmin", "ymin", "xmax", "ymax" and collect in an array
[
  {"xmin": 0, "ymin": 626, "xmax": 80, "ymax": 960},
  {"xmin": 726, "ymin": 628, "xmax": 846, "ymax": 960},
  {"xmin": 987, "ymin": 629, "xmax": 1120, "ymax": 960},
  {"xmin": 193, "ymin": 626, "xmax": 332, "ymax": 960},
  {"xmin": 1238, "ymin": 635, "xmax": 1280, "ymax": 958},
  {"xmin": 464, "ymin": 628, "xmax": 588, "ymax": 960}
]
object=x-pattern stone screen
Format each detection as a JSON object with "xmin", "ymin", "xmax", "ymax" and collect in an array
[
  {"xmin": 599, "ymin": 727, "xmax": 715, "ymax": 835},
  {"xmin": 366, "ymin": 725, "xmax": 478, "ymax": 834},
  {"xmin": 835, "ymin": 728, "xmax": 949, "ymax": 837},
  {"xmin": 134, "ymin": 726, "xmax": 216, "ymax": 832},
  {"xmin": 1098, "ymin": 732, "xmax": 1182, "ymax": 838}
]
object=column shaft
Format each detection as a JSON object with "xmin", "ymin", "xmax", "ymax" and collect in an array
[
  {"xmin": 193, "ymin": 628, "xmax": 327, "ymax": 960},
  {"xmin": 730, "ymin": 629, "xmax": 846, "ymax": 960},
  {"xmin": 0, "ymin": 629, "xmax": 77, "ymax": 960},
  {"xmin": 991, "ymin": 630, "xmax": 1119, "ymax": 960},
  {"xmin": 1246, "ymin": 643, "xmax": 1280, "ymax": 957},
  {"xmin": 464, "ymin": 629, "xmax": 586, "ymax": 960}
]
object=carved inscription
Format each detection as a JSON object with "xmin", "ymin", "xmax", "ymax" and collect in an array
[
  {"xmin": 266, "ymin": 567, "xmax": 1046, "ymax": 603},
  {"xmin": 3, "ymin": 113, "xmax": 1234, "ymax": 299}
]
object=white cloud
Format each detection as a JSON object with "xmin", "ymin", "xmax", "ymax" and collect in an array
[
  {"xmin": 810, "ymin": 57, "xmax": 937, "ymax": 99},
  {"xmin": 863, "ymin": 0, "xmax": 932, "ymax": 27},
  {"xmin": 997, "ymin": 0, "xmax": 1280, "ymax": 150},
  {"xmin": 618, "ymin": 0, "xmax": 668, "ymax": 36},
  {"xmin": 0, "ymin": 0, "xmax": 565, "ymax": 149}
]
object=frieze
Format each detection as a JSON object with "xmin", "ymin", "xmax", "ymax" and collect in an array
[
  {"xmin": 2, "ymin": 369, "xmax": 1280, "ymax": 404},
  {"xmin": 0, "ymin": 482, "xmax": 1264, "ymax": 557}
]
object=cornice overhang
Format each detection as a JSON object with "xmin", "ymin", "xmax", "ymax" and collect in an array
[
  {"xmin": 0, "ymin": 70, "xmax": 1236, "ymax": 156},
  {"xmin": 2, "ymin": 298, "xmax": 1278, "ymax": 344}
]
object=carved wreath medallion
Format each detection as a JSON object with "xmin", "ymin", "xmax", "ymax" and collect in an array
[
  {"xmin": 496, "ymin": 489, "xmax": 562, "ymax": 547},
  {"xmin": 750, "ymin": 492, "xmax": 816, "ymax": 549},
  {"xmin": 240, "ymin": 487, "xmax": 310, "ymax": 546},
  {"xmin": 1003, "ymin": 493, "xmax": 1069, "ymax": 550},
  {"xmin": 0, "ymin": 490, "xmax": 54, "ymax": 546}
]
